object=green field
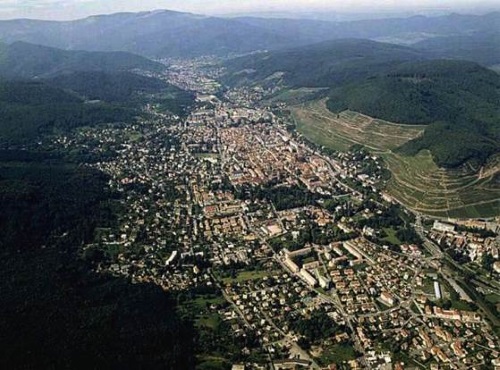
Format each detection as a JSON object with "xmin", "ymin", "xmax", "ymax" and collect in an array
[
  {"xmin": 382, "ymin": 228, "xmax": 402, "ymax": 245},
  {"xmin": 317, "ymin": 344, "xmax": 357, "ymax": 366},
  {"xmin": 292, "ymin": 99, "xmax": 423, "ymax": 152},
  {"xmin": 486, "ymin": 294, "xmax": 500, "ymax": 305},
  {"xmin": 198, "ymin": 313, "xmax": 222, "ymax": 330},
  {"xmin": 221, "ymin": 269, "xmax": 277, "ymax": 285},
  {"xmin": 291, "ymin": 100, "xmax": 500, "ymax": 218}
]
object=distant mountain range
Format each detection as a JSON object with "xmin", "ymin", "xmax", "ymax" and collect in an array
[
  {"xmin": 0, "ymin": 10, "xmax": 498, "ymax": 59},
  {"xmin": 413, "ymin": 32, "xmax": 500, "ymax": 67}
]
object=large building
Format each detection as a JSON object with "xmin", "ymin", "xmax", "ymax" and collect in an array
[
  {"xmin": 380, "ymin": 291, "xmax": 395, "ymax": 306},
  {"xmin": 432, "ymin": 221, "xmax": 455, "ymax": 233},
  {"xmin": 300, "ymin": 268, "xmax": 317, "ymax": 287},
  {"xmin": 434, "ymin": 281, "xmax": 442, "ymax": 300},
  {"xmin": 284, "ymin": 256, "xmax": 300, "ymax": 273}
]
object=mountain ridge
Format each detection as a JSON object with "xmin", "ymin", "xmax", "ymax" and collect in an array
[
  {"xmin": 0, "ymin": 41, "xmax": 164, "ymax": 79},
  {"xmin": 0, "ymin": 10, "xmax": 498, "ymax": 58}
]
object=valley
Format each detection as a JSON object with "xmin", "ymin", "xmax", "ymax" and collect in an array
[{"xmin": 0, "ymin": 5, "xmax": 499, "ymax": 370}]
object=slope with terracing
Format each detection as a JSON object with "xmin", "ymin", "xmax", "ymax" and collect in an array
[{"xmin": 290, "ymin": 99, "xmax": 500, "ymax": 218}]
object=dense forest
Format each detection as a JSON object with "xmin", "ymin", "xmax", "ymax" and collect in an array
[
  {"xmin": 223, "ymin": 39, "xmax": 424, "ymax": 88},
  {"xmin": 0, "ymin": 152, "xmax": 195, "ymax": 369},
  {"xmin": 0, "ymin": 83, "xmax": 137, "ymax": 144},
  {"xmin": 45, "ymin": 71, "xmax": 170, "ymax": 102},
  {"xmin": 327, "ymin": 60, "xmax": 500, "ymax": 125},
  {"xmin": 0, "ymin": 41, "xmax": 164, "ymax": 79},
  {"xmin": 0, "ymin": 74, "xmax": 194, "ymax": 145},
  {"xmin": 44, "ymin": 71, "xmax": 195, "ymax": 116},
  {"xmin": 327, "ymin": 60, "xmax": 500, "ymax": 168}
]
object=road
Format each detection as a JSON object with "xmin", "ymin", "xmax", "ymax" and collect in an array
[{"xmin": 413, "ymin": 214, "xmax": 500, "ymax": 327}]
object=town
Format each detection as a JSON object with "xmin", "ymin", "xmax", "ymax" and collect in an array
[{"xmin": 52, "ymin": 58, "xmax": 500, "ymax": 370}]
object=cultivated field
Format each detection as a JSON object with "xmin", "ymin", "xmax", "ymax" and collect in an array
[
  {"xmin": 291, "ymin": 100, "xmax": 500, "ymax": 219},
  {"xmin": 291, "ymin": 99, "xmax": 424, "ymax": 152}
]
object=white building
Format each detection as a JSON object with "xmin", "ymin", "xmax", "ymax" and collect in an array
[
  {"xmin": 433, "ymin": 221, "xmax": 455, "ymax": 233},
  {"xmin": 434, "ymin": 281, "xmax": 442, "ymax": 300}
]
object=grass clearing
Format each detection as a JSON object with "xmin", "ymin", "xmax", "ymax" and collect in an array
[
  {"xmin": 317, "ymin": 344, "xmax": 357, "ymax": 366},
  {"xmin": 382, "ymin": 227, "xmax": 401, "ymax": 245},
  {"xmin": 197, "ymin": 313, "xmax": 222, "ymax": 330},
  {"xmin": 221, "ymin": 269, "xmax": 277, "ymax": 285},
  {"xmin": 191, "ymin": 295, "xmax": 226, "ymax": 309},
  {"xmin": 196, "ymin": 356, "xmax": 231, "ymax": 370},
  {"xmin": 291, "ymin": 100, "xmax": 500, "ymax": 218},
  {"xmin": 485, "ymin": 294, "xmax": 500, "ymax": 305},
  {"xmin": 125, "ymin": 131, "xmax": 143, "ymax": 142}
]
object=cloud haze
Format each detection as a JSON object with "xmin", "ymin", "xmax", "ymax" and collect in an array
[{"xmin": 0, "ymin": 0, "xmax": 498, "ymax": 20}]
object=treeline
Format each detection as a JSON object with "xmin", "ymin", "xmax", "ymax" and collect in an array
[{"xmin": 398, "ymin": 120, "xmax": 499, "ymax": 168}]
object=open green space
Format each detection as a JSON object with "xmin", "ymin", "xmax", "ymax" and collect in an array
[
  {"xmin": 382, "ymin": 227, "xmax": 402, "ymax": 245},
  {"xmin": 198, "ymin": 313, "xmax": 222, "ymax": 330},
  {"xmin": 292, "ymin": 100, "xmax": 500, "ymax": 218},
  {"xmin": 220, "ymin": 269, "xmax": 277, "ymax": 285},
  {"xmin": 485, "ymin": 294, "xmax": 500, "ymax": 305},
  {"xmin": 317, "ymin": 344, "xmax": 357, "ymax": 366},
  {"xmin": 196, "ymin": 356, "xmax": 231, "ymax": 370}
]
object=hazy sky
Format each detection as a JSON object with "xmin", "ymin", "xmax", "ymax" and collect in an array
[{"xmin": 0, "ymin": 0, "xmax": 498, "ymax": 20}]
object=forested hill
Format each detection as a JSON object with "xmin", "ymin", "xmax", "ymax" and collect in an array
[
  {"xmin": 0, "ymin": 77, "xmax": 194, "ymax": 145},
  {"xmin": 0, "ymin": 80, "xmax": 136, "ymax": 145},
  {"xmin": 45, "ymin": 71, "xmax": 185, "ymax": 102},
  {"xmin": 327, "ymin": 60, "xmax": 500, "ymax": 168},
  {"xmin": 222, "ymin": 39, "xmax": 426, "ymax": 88},
  {"xmin": 0, "ymin": 41, "xmax": 164, "ymax": 79},
  {"xmin": 327, "ymin": 60, "xmax": 500, "ymax": 124}
]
